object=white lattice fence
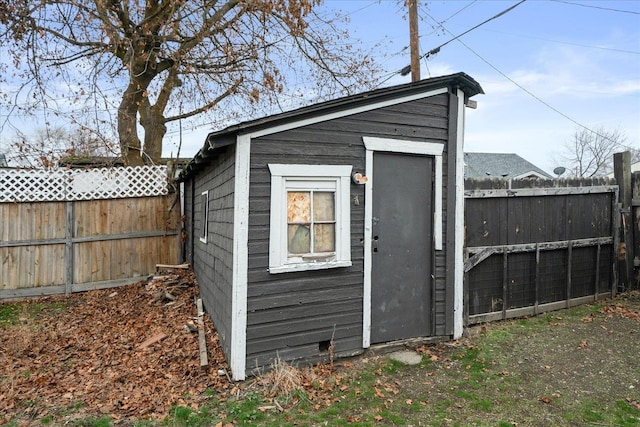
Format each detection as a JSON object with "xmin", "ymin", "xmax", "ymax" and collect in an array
[{"xmin": 0, "ymin": 166, "xmax": 169, "ymax": 202}]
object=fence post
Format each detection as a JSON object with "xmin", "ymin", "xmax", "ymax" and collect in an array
[
  {"xmin": 64, "ymin": 201, "xmax": 74, "ymax": 295},
  {"xmin": 633, "ymin": 172, "xmax": 640, "ymax": 289},
  {"xmin": 613, "ymin": 151, "xmax": 632, "ymax": 291}
]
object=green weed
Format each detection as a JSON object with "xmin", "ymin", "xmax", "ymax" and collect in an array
[{"xmin": 0, "ymin": 305, "xmax": 19, "ymax": 326}]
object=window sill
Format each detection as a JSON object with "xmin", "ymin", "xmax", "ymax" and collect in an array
[{"xmin": 268, "ymin": 260, "xmax": 352, "ymax": 274}]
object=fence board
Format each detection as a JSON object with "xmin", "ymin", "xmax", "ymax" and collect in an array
[
  {"xmin": 1, "ymin": 195, "xmax": 179, "ymax": 298},
  {"xmin": 465, "ymin": 180, "xmax": 617, "ymax": 323}
]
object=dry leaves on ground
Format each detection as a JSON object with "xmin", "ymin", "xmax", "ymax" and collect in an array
[{"xmin": 0, "ymin": 270, "xmax": 231, "ymax": 423}]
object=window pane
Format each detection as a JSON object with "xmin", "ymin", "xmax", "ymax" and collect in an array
[
  {"xmin": 288, "ymin": 224, "xmax": 310, "ymax": 254},
  {"xmin": 287, "ymin": 192, "xmax": 310, "ymax": 222},
  {"xmin": 313, "ymin": 192, "xmax": 335, "ymax": 221},
  {"xmin": 313, "ymin": 224, "xmax": 335, "ymax": 253}
]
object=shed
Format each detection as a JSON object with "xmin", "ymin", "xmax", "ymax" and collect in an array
[{"xmin": 178, "ymin": 72, "xmax": 483, "ymax": 380}]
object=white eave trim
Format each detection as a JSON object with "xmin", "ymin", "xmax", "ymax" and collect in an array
[{"xmin": 512, "ymin": 170, "xmax": 551, "ymax": 180}]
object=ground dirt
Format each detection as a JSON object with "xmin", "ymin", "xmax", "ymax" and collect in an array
[
  {"xmin": 358, "ymin": 291, "xmax": 640, "ymax": 426},
  {"xmin": 0, "ymin": 270, "xmax": 234, "ymax": 425},
  {"xmin": 1, "ymin": 275, "xmax": 639, "ymax": 426}
]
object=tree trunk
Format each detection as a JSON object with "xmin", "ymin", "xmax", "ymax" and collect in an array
[
  {"xmin": 118, "ymin": 83, "xmax": 145, "ymax": 166},
  {"xmin": 140, "ymin": 107, "xmax": 166, "ymax": 165}
]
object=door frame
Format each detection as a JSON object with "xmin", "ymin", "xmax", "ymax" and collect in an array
[{"xmin": 362, "ymin": 136, "xmax": 444, "ymax": 348}]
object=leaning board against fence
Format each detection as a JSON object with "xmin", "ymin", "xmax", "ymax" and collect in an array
[
  {"xmin": 0, "ymin": 166, "xmax": 180, "ymax": 299},
  {"xmin": 464, "ymin": 178, "xmax": 618, "ymax": 324}
]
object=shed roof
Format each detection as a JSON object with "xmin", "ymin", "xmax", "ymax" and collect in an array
[
  {"xmin": 179, "ymin": 72, "xmax": 483, "ymax": 181},
  {"xmin": 464, "ymin": 152, "xmax": 552, "ymax": 180}
]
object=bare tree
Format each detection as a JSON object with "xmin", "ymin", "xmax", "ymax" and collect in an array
[
  {"xmin": 558, "ymin": 127, "xmax": 636, "ymax": 177},
  {"xmin": 7, "ymin": 126, "xmax": 117, "ymax": 169},
  {"xmin": 1, "ymin": 1, "xmax": 381, "ymax": 166}
]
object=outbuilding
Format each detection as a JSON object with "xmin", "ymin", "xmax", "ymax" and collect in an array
[{"xmin": 178, "ymin": 72, "xmax": 483, "ymax": 380}]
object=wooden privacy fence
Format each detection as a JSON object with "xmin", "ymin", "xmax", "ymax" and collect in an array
[
  {"xmin": 464, "ymin": 178, "xmax": 618, "ymax": 324},
  {"xmin": 0, "ymin": 166, "xmax": 180, "ymax": 299}
]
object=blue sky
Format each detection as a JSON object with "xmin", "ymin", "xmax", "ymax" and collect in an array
[
  {"xmin": 325, "ymin": 0, "xmax": 640, "ymax": 173},
  {"xmin": 166, "ymin": 0, "xmax": 639, "ymax": 173},
  {"xmin": 1, "ymin": 1, "xmax": 638, "ymax": 173}
]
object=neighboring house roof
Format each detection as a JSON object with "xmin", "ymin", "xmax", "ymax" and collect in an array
[
  {"xmin": 178, "ymin": 72, "xmax": 484, "ymax": 181},
  {"xmin": 464, "ymin": 152, "xmax": 552, "ymax": 180}
]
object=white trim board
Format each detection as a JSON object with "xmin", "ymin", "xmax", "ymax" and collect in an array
[
  {"xmin": 230, "ymin": 135, "xmax": 250, "ymax": 381},
  {"xmin": 361, "ymin": 136, "xmax": 445, "ymax": 349},
  {"xmin": 453, "ymin": 89, "xmax": 466, "ymax": 340}
]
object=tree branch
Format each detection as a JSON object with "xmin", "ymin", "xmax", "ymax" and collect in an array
[{"xmin": 164, "ymin": 78, "xmax": 243, "ymax": 123}]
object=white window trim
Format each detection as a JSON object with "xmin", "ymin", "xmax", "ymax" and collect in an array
[
  {"xmin": 199, "ymin": 190, "xmax": 209, "ymax": 243},
  {"xmin": 268, "ymin": 164, "xmax": 352, "ymax": 274}
]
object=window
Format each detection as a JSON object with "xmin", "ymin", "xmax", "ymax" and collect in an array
[
  {"xmin": 268, "ymin": 164, "xmax": 352, "ymax": 274},
  {"xmin": 199, "ymin": 191, "xmax": 208, "ymax": 243}
]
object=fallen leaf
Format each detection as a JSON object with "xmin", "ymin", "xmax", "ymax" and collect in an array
[
  {"xmin": 538, "ymin": 397, "xmax": 552, "ymax": 404},
  {"xmin": 375, "ymin": 387, "xmax": 385, "ymax": 398},
  {"xmin": 374, "ymin": 414, "xmax": 383, "ymax": 421}
]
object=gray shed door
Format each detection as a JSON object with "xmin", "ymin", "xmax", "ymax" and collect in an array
[{"xmin": 371, "ymin": 152, "xmax": 433, "ymax": 344}]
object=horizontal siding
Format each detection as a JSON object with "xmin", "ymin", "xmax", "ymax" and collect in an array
[
  {"xmin": 183, "ymin": 180, "xmax": 194, "ymax": 266},
  {"xmin": 245, "ymin": 93, "xmax": 453, "ymax": 373},
  {"xmin": 192, "ymin": 144, "xmax": 236, "ymax": 361}
]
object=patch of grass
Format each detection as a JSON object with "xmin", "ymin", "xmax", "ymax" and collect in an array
[
  {"xmin": 225, "ymin": 393, "xmax": 266, "ymax": 424},
  {"xmin": 381, "ymin": 359, "xmax": 404, "ymax": 374},
  {"xmin": 132, "ymin": 420, "xmax": 157, "ymax": 427},
  {"xmin": 0, "ymin": 301, "xmax": 67, "ymax": 329},
  {"xmin": 40, "ymin": 415, "xmax": 54, "ymax": 424},
  {"xmin": 68, "ymin": 417, "xmax": 111, "ymax": 427},
  {"xmin": 613, "ymin": 400, "xmax": 640, "ymax": 426},
  {"xmin": 163, "ymin": 405, "xmax": 211, "ymax": 426},
  {"xmin": 0, "ymin": 304, "xmax": 19, "ymax": 326}
]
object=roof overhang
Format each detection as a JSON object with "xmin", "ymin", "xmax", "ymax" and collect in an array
[{"xmin": 178, "ymin": 72, "xmax": 483, "ymax": 182}]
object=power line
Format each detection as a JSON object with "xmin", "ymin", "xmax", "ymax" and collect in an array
[
  {"xmin": 448, "ymin": 32, "xmax": 630, "ymax": 146},
  {"xmin": 399, "ymin": 0, "xmax": 527, "ymax": 75},
  {"xmin": 479, "ymin": 29, "xmax": 640, "ymax": 55},
  {"xmin": 549, "ymin": 0, "xmax": 640, "ymax": 15},
  {"xmin": 420, "ymin": 0, "xmax": 527, "ymax": 61}
]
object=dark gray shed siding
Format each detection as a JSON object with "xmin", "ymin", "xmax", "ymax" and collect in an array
[
  {"xmin": 245, "ymin": 92, "xmax": 454, "ymax": 371},
  {"xmin": 182, "ymin": 180, "xmax": 194, "ymax": 267},
  {"xmin": 191, "ymin": 144, "xmax": 236, "ymax": 360}
]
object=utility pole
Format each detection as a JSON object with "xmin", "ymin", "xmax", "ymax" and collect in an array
[{"xmin": 408, "ymin": 0, "xmax": 420, "ymax": 82}]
